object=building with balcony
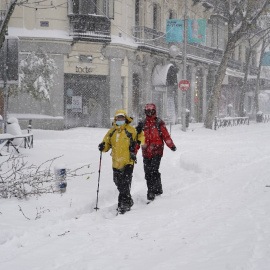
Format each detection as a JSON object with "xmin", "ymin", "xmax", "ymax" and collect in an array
[{"xmin": 0, "ymin": 0, "xmax": 268, "ymax": 130}]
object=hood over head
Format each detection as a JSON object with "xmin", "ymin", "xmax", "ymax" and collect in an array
[
  {"xmin": 144, "ymin": 103, "xmax": 157, "ymax": 118},
  {"xmin": 114, "ymin": 110, "xmax": 133, "ymax": 124}
]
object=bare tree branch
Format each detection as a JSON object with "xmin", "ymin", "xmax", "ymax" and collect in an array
[{"xmin": 0, "ymin": 155, "xmax": 92, "ymax": 199}]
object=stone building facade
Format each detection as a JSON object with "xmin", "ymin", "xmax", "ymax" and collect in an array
[{"xmin": 0, "ymin": 0, "xmax": 266, "ymax": 129}]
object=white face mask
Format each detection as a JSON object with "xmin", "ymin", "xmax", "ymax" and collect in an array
[{"xmin": 116, "ymin": 120, "xmax": 125, "ymax": 126}]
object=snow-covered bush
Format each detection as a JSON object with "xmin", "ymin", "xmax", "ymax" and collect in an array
[{"xmin": 9, "ymin": 49, "xmax": 58, "ymax": 101}]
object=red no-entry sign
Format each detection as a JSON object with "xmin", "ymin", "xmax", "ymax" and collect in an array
[{"xmin": 179, "ymin": 80, "xmax": 190, "ymax": 91}]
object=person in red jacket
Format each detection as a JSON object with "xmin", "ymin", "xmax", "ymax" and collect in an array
[{"xmin": 136, "ymin": 103, "xmax": 177, "ymax": 201}]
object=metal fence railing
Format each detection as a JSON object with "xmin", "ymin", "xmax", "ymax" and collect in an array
[
  {"xmin": 261, "ymin": 114, "xmax": 270, "ymax": 123},
  {"xmin": 214, "ymin": 116, "xmax": 249, "ymax": 130}
]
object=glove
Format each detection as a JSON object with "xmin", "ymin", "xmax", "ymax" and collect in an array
[
  {"xmin": 130, "ymin": 152, "xmax": 137, "ymax": 163},
  {"xmin": 171, "ymin": 146, "xmax": 177, "ymax": 151},
  {"xmin": 98, "ymin": 142, "xmax": 105, "ymax": 151},
  {"xmin": 136, "ymin": 121, "xmax": 144, "ymax": 134}
]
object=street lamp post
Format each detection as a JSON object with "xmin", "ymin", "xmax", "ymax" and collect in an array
[
  {"xmin": 169, "ymin": 0, "xmax": 188, "ymax": 132},
  {"xmin": 3, "ymin": 39, "xmax": 8, "ymax": 133}
]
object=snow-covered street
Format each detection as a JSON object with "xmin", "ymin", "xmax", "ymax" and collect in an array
[{"xmin": 1, "ymin": 122, "xmax": 270, "ymax": 270}]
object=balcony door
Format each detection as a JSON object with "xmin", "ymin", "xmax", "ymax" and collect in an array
[
  {"xmin": 135, "ymin": 0, "xmax": 143, "ymax": 26},
  {"xmin": 71, "ymin": 0, "xmax": 114, "ymax": 18}
]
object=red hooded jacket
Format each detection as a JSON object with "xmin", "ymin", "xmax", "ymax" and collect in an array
[{"xmin": 141, "ymin": 104, "xmax": 176, "ymax": 158}]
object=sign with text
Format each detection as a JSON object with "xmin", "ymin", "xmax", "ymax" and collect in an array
[
  {"xmin": 166, "ymin": 19, "xmax": 183, "ymax": 43},
  {"xmin": 179, "ymin": 80, "xmax": 190, "ymax": 91},
  {"xmin": 72, "ymin": 96, "xmax": 82, "ymax": 113},
  {"xmin": 76, "ymin": 66, "xmax": 94, "ymax": 73},
  {"xmin": 166, "ymin": 19, "xmax": 206, "ymax": 43}
]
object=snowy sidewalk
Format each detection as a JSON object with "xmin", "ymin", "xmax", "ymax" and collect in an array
[{"xmin": 0, "ymin": 123, "xmax": 270, "ymax": 270}]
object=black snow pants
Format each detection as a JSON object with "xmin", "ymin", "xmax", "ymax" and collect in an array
[
  {"xmin": 143, "ymin": 156, "xmax": 163, "ymax": 195},
  {"xmin": 113, "ymin": 164, "xmax": 134, "ymax": 208}
]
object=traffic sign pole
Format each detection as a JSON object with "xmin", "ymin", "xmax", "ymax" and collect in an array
[
  {"xmin": 179, "ymin": 79, "xmax": 190, "ymax": 132},
  {"xmin": 182, "ymin": 0, "xmax": 188, "ymax": 132}
]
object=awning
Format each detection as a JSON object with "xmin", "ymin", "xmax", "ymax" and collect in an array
[{"xmin": 152, "ymin": 64, "xmax": 173, "ymax": 86}]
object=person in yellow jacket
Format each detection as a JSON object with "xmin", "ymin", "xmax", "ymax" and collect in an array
[{"xmin": 98, "ymin": 110, "xmax": 145, "ymax": 214}]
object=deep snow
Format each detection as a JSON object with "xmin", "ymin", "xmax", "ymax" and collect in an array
[{"xmin": 1, "ymin": 122, "xmax": 270, "ymax": 270}]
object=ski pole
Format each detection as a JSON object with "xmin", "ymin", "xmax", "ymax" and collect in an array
[{"xmin": 94, "ymin": 151, "xmax": 102, "ymax": 211}]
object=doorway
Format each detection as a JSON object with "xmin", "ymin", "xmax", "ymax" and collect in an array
[{"xmin": 64, "ymin": 74, "xmax": 109, "ymax": 128}]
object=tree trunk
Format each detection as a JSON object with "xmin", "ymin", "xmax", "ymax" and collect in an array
[
  {"xmin": 0, "ymin": 0, "xmax": 17, "ymax": 49},
  {"xmin": 204, "ymin": 42, "xmax": 235, "ymax": 129},
  {"xmin": 238, "ymin": 49, "xmax": 252, "ymax": 117},
  {"xmin": 254, "ymin": 39, "xmax": 266, "ymax": 114}
]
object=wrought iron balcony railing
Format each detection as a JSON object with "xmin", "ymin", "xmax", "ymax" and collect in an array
[
  {"xmin": 68, "ymin": 14, "xmax": 111, "ymax": 42},
  {"xmin": 132, "ymin": 26, "xmax": 259, "ymax": 75},
  {"xmin": 187, "ymin": 44, "xmax": 224, "ymax": 64},
  {"xmin": 133, "ymin": 26, "xmax": 225, "ymax": 64},
  {"xmin": 133, "ymin": 26, "xmax": 168, "ymax": 50}
]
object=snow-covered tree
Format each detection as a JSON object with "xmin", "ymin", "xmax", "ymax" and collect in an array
[
  {"xmin": 203, "ymin": 0, "xmax": 270, "ymax": 129},
  {"xmin": 238, "ymin": 30, "xmax": 269, "ymax": 117},
  {"xmin": 252, "ymin": 13, "xmax": 270, "ymax": 115},
  {"xmin": 238, "ymin": 10, "xmax": 270, "ymax": 116},
  {"xmin": 12, "ymin": 50, "xmax": 58, "ymax": 101}
]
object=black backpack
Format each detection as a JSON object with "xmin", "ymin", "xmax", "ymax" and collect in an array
[
  {"xmin": 109, "ymin": 128, "xmax": 137, "ymax": 162},
  {"xmin": 139, "ymin": 117, "xmax": 163, "ymax": 141}
]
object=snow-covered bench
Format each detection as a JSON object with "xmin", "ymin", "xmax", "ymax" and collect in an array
[
  {"xmin": 0, "ymin": 133, "xmax": 33, "ymax": 155},
  {"xmin": 0, "ymin": 117, "xmax": 34, "ymax": 155}
]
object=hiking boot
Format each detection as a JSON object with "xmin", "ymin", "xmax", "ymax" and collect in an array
[
  {"xmin": 118, "ymin": 207, "xmax": 129, "ymax": 214},
  {"xmin": 155, "ymin": 176, "xmax": 163, "ymax": 195},
  {"xmin": 147, "ymin": 192, "xmax": 155, "ymax": 201},
  {"xmin": 129, "ymin": 198, "xmax": 134, "ymax": 208},
  {"xmin": 117, "ymin": 203, "xmax": 131, "ymax": 214},
  {"xmin": 155, "ymin": 188, "xmax": 163, "ymax": 196}
]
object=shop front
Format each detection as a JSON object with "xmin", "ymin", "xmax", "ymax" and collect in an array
[{"xmin": 64, "ymin": 73, "xmax": 109, "ymax": 128}]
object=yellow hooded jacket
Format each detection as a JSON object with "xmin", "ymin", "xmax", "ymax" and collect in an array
[{"xmin": 101, "ymin": 110, "xmax": 145, "ymax": 170}]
